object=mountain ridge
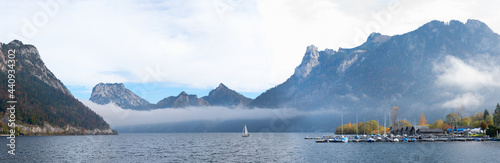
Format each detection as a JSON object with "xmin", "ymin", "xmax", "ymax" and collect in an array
[
  {"xmin": 250, "ymin": 19, "xmax": 500, "ymax": 120},
  {"xmin": 90, "ymin": 83, "xmax": 153, "ymax": 110},
  {"xmin": 0, "ymin": 40, "xmax": 114, "ymax": 135},
  {"xmin": 90, "ymin": 82, "xmax": 253, "ymax": 109}
]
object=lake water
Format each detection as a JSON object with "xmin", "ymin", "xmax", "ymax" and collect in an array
[{"xmin": 1, "ymin": 133, "xmax": 500, "ymax": 162}]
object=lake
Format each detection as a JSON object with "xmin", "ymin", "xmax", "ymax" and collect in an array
[{"xmin": 1, "ymin": 133, "xmax": 499, "ymax": 162}]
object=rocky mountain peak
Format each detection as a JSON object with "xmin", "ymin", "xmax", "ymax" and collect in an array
[
  {"xmin": 217, "ymin": 83, "xmax": 228, "ymax": 89},
  {"xmin": 0, "ymin": 40, "xmax": 71, "ymax": 95},
  {"xmin": 202, "ymin": 83, "xmax": 252, "ymax": 107},
  {"xmin": 294, "ymin": 45, "xmax": 320, "ymax": 78},
  {"xmin": 156, "ymin": 91, "xmax": 209, "ymax": 108},
  {"xmin": 465, "ymin": 19, "xmax": 494, "ymax": 34},
  {"xmin": 90, "ymin": 83, "xmax": 152, "ymax": 110}
]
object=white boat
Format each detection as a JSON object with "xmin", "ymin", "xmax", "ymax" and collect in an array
[
  {"xmin": 342, "ymin": 136, "xmax": 349, "ymax": 143},
  {"xmin": 393, "ymin": 138, "xmax": 399, "ymax": 142},
  {"xmin": 242, "ymin": 124, "xmax": 250, "ymax": 137}
]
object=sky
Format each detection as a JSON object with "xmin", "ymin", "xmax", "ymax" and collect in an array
[{"xmin": 1, "ymin": 0, "xmax": 500, "ymax": 103}]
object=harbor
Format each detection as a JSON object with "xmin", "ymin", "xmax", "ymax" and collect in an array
[{"xmin": 306, "ymin": 134, "xmax": 499, "ymax": 143}]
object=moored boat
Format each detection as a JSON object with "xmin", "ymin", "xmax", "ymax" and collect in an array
[{"xmin": 342, "ymin": 136, "xmax": 348, "ymax": 143}]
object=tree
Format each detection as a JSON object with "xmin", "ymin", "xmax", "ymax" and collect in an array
[
  {"xmin": 486, "ymin": 115, "xmax": 494, "ymax": 126},
  {"xmin": 390, "ymin": 106, "xmax": 399, "ymax": 126},
  {"xmin": 484, "ymin": 109, "xmax": 490, "ymax": 121},
  {"xmin": 486, "ymin": 125, "xmax": 499, "ymax": 138},
  {"xmin": 471, "ymin": 112, "xmax": 485, "ymax": 122},
  {"xmin": 471, "ymin": 121, "xmax": 481, "ymax": 128},
  {"xmin": 480, "ymin": 121, "xmax": 488, "ymax": 133},
  {"xmin": 494, "ymin": 103, "xmax": 500, "ymax": 126},
  {"xmin": 430, "ymin": 119, "xmax": 443, "ymax": 129},
  {"xmin": 445, "ymin": 112, "xmax": 460, "ymax": 126},
  {"xmin": 460, "ymin": 117, "xmax": 471, "ymax": 126},
  {"xmin": 397, "ymin": 119, "xmax": 412, "ymax": 127},
  {"xmin": 443, "ymin": 124, "xmax": 451, "ymax": 133},
  {"xmin": 418, "ymin": 112, "xmax": 427, "ymax": 126}
]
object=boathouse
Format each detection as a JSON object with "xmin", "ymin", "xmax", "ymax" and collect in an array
[
  {"xmin": 409, "ymin": 126, "xmax": 430, "ymax": 135},
  {"xmin": 417, "ymin": 128, "xmax": 443, "ymax": 135},
  {"xmin": 391, "ymin": 126, "xmax": 443, "ymax": 136}
]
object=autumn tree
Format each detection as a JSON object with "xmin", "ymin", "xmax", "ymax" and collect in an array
[
  {"xmin": 445, "ymin": 112, "xmax": 460, "ymax": 126},
  {"xmin": 396, "ymin": 119, "xmax": 412, "ymax": 127},
  {"xmin": 460, "ymin": 117, "xmax": 471, "ymax": 126},
  {"xmin": 430, "ymin": 119, "xmax": 444, "ymax": 129},
  {"xmin": 480, "ymin": 121, "xmax": 488, "ymax": 133},
  {"xmin": 471, "ymin": 121, "xmax": 482, "ymax": 128},
  {"xmin": 390, "ymin": 106, "xmax": 400, "ymax": 126},
  {"xmin": 418, "ymin": 112, "xmax": 427, "ymax": 126},
  {"xmin": 471, "ymin": 112, "xmax": 485, "ymax": 122},
  {"xmin": 486, "ymin": 115, "xmax": 494, "ymax": 126},
  {"xmin": 442, "ymin": 124, "xmax": 451, "ymax": 133}
]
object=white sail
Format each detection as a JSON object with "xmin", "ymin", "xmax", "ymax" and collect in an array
[{"xmin": 242, "ymin": 124, "xmax": 250, "ymax": 137}]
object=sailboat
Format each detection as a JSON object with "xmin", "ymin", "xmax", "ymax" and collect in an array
[
  {"xmin": 242, "ymin": 124, "xmax": 250, "ymax": 137},
  {"xmin": 341, "ymin": 114, "xmax": 348, "ymax": 143}
]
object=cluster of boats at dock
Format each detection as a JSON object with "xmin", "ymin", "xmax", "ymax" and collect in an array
[{"xmin": 307, "ymin": 134, "xmax": 497, "ymax": 143}]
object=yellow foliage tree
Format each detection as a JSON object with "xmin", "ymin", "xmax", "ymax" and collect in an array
[{"xmin": 418, "ymin": 112, "xmax": 427, "ymax": 126}]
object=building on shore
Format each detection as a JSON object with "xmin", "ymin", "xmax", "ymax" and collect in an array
[{"xmin": 390, "ymin": 125, "xmax": 443, "ymax": 136}]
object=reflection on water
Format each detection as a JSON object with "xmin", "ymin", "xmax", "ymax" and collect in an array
[{"xmin": 1, "ymin": 133, "xmax": 499, "ymax": 162}]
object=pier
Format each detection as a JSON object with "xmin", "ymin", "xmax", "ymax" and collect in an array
[{"xmin": 308, "ymin": 135, "xmax": 494, "ymax": 143}]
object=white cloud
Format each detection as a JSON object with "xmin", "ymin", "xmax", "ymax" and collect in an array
[
  {"xmin": 434, "ymin": 55, "xmax": 500, "ymax": 109},
  {"xmin": 81, "ymin": 100, "xmax": 337, "ymax": 127},
  {"xmin": 442, "ymin": 93, "xmax": 484, "ymax": 109},
  {"xmin": 2, "ymin": 0, "xmax": 500, "ymax": 95},
  {"xmin": 434, "ymin": 55, "xmax": 500, "ymax": 91}
]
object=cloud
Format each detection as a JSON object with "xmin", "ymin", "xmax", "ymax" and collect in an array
[
  {"xmin": 434, "ymin": 55, "xmax": 500, "ymax": 109},
  {"xmin": 434, "ymin": 55, "xmax": 500, "ymax": 91},
  {"xmin": 441, "ymin": 92, "xmax": 484, "ymax": 108},
  {"xmin": 2, "ymin": 0, "xmax": 500, "ymax": 96},
  {"xmin": 81, "ymin": 100, "xmax": 337, "ymax": 127}
]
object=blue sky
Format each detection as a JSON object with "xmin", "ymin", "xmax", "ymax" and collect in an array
[{"xmin": 2, "ymin": 0, "xmax": 500, "ymax": 102}]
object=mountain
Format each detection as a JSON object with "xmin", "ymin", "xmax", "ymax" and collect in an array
[
  {"xmin": 202, "ymin": 83, "xmax": 253, "ymax": 107},
  {"xmin": 90, "ymin": 83, "xmax": 153, "ymax": 110},
  {"xmin": 89, "ymin": 82, "xmax": 253, "ymax": 109},
  {"xmin": 0, "ymin": 40, "xmax": 114, "ymax": 135},
  {"xmin": 156, "ymin": 91, "xmax": 209, "ymax": 108},
  {"xmin": 251, "ymin": 19, "xmax": 500, "ymax": 119}
]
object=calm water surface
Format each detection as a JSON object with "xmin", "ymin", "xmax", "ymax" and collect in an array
[{"xmin": 1, "ymin": 133, "xmax": 500, "ymax": 162}]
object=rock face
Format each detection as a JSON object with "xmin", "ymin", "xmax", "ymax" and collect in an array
[
  {"xmin": 156, "ymin": 91, "xmax": 209, "ymax": 108},
  {"xmin": 0, "ymin": 40, "xmax": 113, "ymax": 134},
  {"xmin": 0, "ymin": 40, "xmax": 70, "ymax": 95},
  {"xmin": 251, "ymin": 19, "xmax": 500, "ymax": 119},
  {"xmin": 90, "ymin": 83, "xmax": 152, "ymax": 110},
  {"xmin": 202, "ymin": 83, "xmax": 252, "ymax": 107}
]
